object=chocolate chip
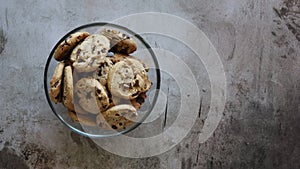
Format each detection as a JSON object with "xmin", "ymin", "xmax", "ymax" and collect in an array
[
  {"xmin": 63, "ymin": 39, "xmax": 71, "ymax": 46},
  {"xmin": 132, "ymin": 92, "xmax": 140, "ymax": 97},
  {"xmin": 92, "ymin": 45, "xmax": 96, "ymax": 53},
  {"xmin": 129, "ymin": 83, "xmax": 133, "ymax": 89},
  {"xmin": 111, "ymin": 125, "xmax": 117, "ymax": 129},
  {"xmin": 97, "ymin": 68, "xmax": 102, "ymax": 76},
  {"xmin": 119, "ymin": 123, "xmax": 123, "ymax": 126},
  {"xmin": 115, "ymin": 113, "xmax": 120, "ymax": 117},
  {"xmin": 133, "ymin": 80, "xmax": 139, "ymax": 87},
  {"xmin": 136, "ymin": 96, "xmax": 145, "ymax": 104},
  {"xmin": 76, "ymin": 49, "xmax": 82, "ymax": 56},
  {"xmin": 78, "ymin": 58, "xmax": 84, "ymax": 63},
  {"xmin": 54, "ymin": 94, "xmax": 60, "ymax": 100},
  {"xmin": 53, "ymin": 80, "xmax": 59, "ymax": 87}
]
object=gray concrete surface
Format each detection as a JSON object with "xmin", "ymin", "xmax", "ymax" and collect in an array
[{"xmin": 0, "ymin": 0, "xmax": 300, "ymax": 168}]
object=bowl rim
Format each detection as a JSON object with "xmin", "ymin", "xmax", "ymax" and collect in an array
[{"xmin": 44, "ymin": 22, "xmax": 161, "ymax": 138}]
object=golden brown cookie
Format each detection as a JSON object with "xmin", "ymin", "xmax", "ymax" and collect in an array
[
  {"xmin": 111, "ymin": 39, "xmax": 137, "ymax": 54},
  {"xmin": 49, "ymin": 62, "xmax": 65, "ymax": 103},
  {"xmin": 96, "ymin": 104, "xmax": 138, "ymax": 130},
  {"xmin": 62, "ymin": 66, "xmax": 75, "ymax": 111},
  {"xmin": 75, "ymin": 78, "xmax": 110, "ymax": 114},
  {"xmin": 107, "ymin": 58, "xmax": 151, "ymax": 99},
  {"xmin": 68, "ymin": 110, "xmax": 97, "ymax": 126},
  {"xmin": 71, "ymin": 34, "xmax": 110, "ymax": 72},
  {"xmin": 101, "ymin": 29, "xmax": 137, "ymax": 54},
  {"xmin": 54, "ymin": 32, "xmax": 90, "ymax": 61}
]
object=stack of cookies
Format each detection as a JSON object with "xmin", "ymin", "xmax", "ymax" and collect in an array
[{"xmin": 49, "ymin": 28, "xmax": 151, "ymax": 130}]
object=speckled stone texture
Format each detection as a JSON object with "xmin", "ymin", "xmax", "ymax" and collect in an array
[{"xmin": 0, "ymin": 0, "xmax": 299, "ymax": 168}]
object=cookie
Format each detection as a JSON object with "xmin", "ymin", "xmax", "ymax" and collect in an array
[
  {"xmin": 62, "ymin": 66, "xmax": 75, "ymax": 111},
  {"xmin": 75, "ymin": 78, "xmax": 109, "ymax": 114},
  {"xmin": 68, "ymin": 110, "xmax": 97, "ymax": 126},
  {"xmin": 96, "ymin": 104, "xmax": 138, "ymax": 130},
  {"xmin": 54, "ymin": 32, "xmax": 90, "ymax": 61},
  {"xmin": 92, "ymin": 57, "xmax": 113, "ymax": 86},
  {"xmin": 107, "ymin": 60, "xmax": 134, "ymax": 99},
  {"xmin": 101, "ymin": 29, "xmax": 137, "ymax": 54},
  {"xmin": 49, "ymin": 62, "xmax": 65, "ymax": 103},
  {"xmin": 111, "ymin": 39, "xmax": 137, "ymax": 55},
  {"xmin": 107, "ymin": 58, "xmax": 151, "ymax": 99},
  {"xmin": 71, "ymin": 34, "xmax": 110, "ymax": 72},
  {"xmin": 126, "ymin": 58, "xmax": 152, "ymax": 93}
]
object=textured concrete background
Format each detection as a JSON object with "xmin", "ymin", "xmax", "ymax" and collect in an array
[{"xmin": 0, "ymin": 0, "xmax": 300, "ymax": 168}]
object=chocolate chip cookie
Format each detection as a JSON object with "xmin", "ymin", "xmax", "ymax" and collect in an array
[
  {"xmin": 96, "ymin": 104, "xmax": 138, "ymax": 130},
  {"xmin": 107, "ymin": 58, "xmax": 151, "ymax": 99},
  {"xmin": 71, "ymin": 34, "xmax": 110, "ymax": 72},
  {"xmin": 62, "ymin": 66, "xmax": 75, "ymax": 111},
  {"xmin": 50, "ymin": 62, "xmax": 65, "ymax": 103},
  {"xmin": 75, "ymin": 78, "xmax": 109, "ymax": 114},
  {"xmin": 101, "ymin": 29, "xmax": 137, "ymax": 54},
  {"xmin": 54, "ymin": 32, "xmax": 90, "ymax": 61}
]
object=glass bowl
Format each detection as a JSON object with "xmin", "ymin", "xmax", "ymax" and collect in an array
[{"xmin": 44, "ymin": 22, "xmax": 160, "ymax": 138}]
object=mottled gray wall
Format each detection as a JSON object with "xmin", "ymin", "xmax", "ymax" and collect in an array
[{"xmin": 0, "ymin": 0, "xmax": 299, "ymax": 169}]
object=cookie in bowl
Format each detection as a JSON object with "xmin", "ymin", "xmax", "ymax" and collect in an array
[{"xmin": 49, "ymin": 27, "xmax": 153, "ymax": 131}]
